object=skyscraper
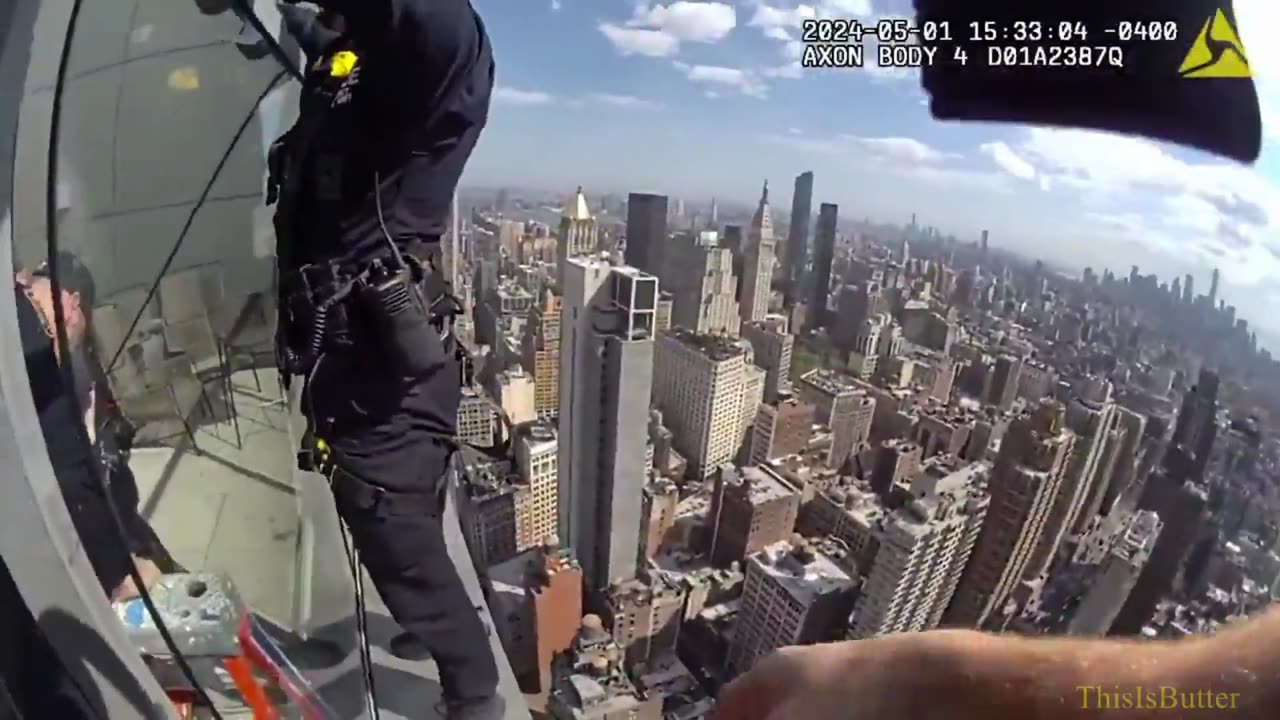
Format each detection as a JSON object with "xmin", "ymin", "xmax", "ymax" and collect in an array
[
  {"xmin": 740, "ymin": 181, "xmax": 776, "ymax": 324},
  {"xmin": 1167, "ymin": 368, "xmax": 1219, "ymax": 483},
  {"xmin": 558, "ymin": 256, "xmax": 656, "ymax": 590},
  {"xmin": 741, "ymin": 315, "xmax": 794, "ymax": 401},
  {"xmin": 1068, "ymin": 511, "xmax": 1161, "ymax": 636},
  {"xmin": 624, "ymin": 192, "xmax": 668, "ymax": 279},
  {"xmin": 557, "ymin": 187, "xmax": 599, "ymax": 284},
  {"xmin": 668, "ymin": 231, "xmax": 739, "ymax": 336},
  {"xmin": 1110, "ymin": 478, "xmax": 1208, "ymax": 635},
  {"xmin": 522, "ymin": 289, "xmax": 561, "ymax": 419},
  {"xmin": 808, "ymin": 203, "xmax": 837, "ymax": 332},
  {"xmin": 727, "ymin": 538, "xmax": 854, "ymax": 677},
  {"xmin": 849, "ymin": 458, "xmax": 989, "ymax": 638},
  {"xmin": 1209, "ymin": 267, "xmax": 1220, "ymax": 305},
  {"xmin": 784, "ymin": 171, "xmax": 814, "ymax": 306},
  {"xmin": 1025, "ymin": 398, "xmax": 1119, "ymax": 581},
  {"xmin": 653, "ymin": 330, "xmax": 752, "ymax": 479},
  {"xmin": 945, "ymin": 401, "xmax": 1076, "ymax": 628}
]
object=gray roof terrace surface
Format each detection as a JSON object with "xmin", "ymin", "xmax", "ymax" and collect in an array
[
  {"xmin": 728, "ymin": 465, "xmax": 801, "ymax": 505},
  {"xmin": 666, "ymin": 328, "xmax": 750, "ymax": 362},
  {"xmin": 799, "ymin": 368, "xmax": 864, "ymax": 396},
  {"xmin": 751, "ymin": 539, "xmax": 854, "ymax": 607}
]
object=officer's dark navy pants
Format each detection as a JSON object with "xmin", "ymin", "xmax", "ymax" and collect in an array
[{"xmin": 330, "ymin": 459, "xmax": 499, "ymax": 702}]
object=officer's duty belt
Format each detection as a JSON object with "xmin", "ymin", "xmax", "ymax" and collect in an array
[
  {"xmin": 281, "ymin": 261, "xmax": 361, "ymax": 298},
  {"xmin": 328, "ymin": 464, "xmax": 445, "ymax": 517}
]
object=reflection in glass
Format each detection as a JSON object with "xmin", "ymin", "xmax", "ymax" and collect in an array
[{"xmin": 9, "ymin": 2, "xmax": 362, "ymax": 716}]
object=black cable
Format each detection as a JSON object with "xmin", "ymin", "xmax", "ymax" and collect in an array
[
  {"xmin": 230, "ymin": 0, "xmax": 305, "ymax": 82},
  {"xmin": 44, "ymin": 0, "xmax": 226, "ymax": 718},
  {"xmin": 333, "ymin": 501, "xmax": 380, "ymax": 720},
  {"xmin": 105, "ymin": 68, "xmax": 289, "ymax": 374}
]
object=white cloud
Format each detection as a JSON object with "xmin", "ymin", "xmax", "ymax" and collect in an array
[
  {"xmin": 996, "ymin": 124, "xmax": 1280, "ymax": 289},
  {"xmin": 602, "ymin": 2, "xmax": 736, "ymax": 58},
  {"xmin": 762, "ymin": 25, "xmax": 793, "ymax": 42},
  {"xmin": 980, "ymin": 141, "xmax": 1037, "ymax": 182},
  {"xmin": 1236, "ymin": 0, "xmax": 1280, "ymax": 138},
  {"xmin": 493, "ymin": 87, "xmax": 554, "ymax": 106},
  {"xmin": 748, "ymin": 3, "xmax": 815, "ymax": 31},
  {"xmin": 599, "ymin": 24, "xmax": 681, "ymax": 57},
  {"xmin": 589, "ymin": 93, "xmax": 664, "ymax": 109},
  {"xmin": 761, "ymin": 131, "xmax": 1006, "ymax": 191},
  {"xmin": 550, "ymin": 0, "xmax": 561, "ymax": 10},
  {"xmin": 845, "ymin": 135, "xmax": 955, "ymax": 164},
  {"xmin": 673, "ymin": 61, "xmax": 767, "ymax": 98},
  {"xmin": 630, "ymin": 1, "xmax": 737, "ymax": 42},
  {"xmin": 819, "ymin": 0, "xmax": 873, "ymax": 16},
  {"xmin": 763, "ymin": 133, "xmax": 955, "ymax": 165},
  {"xmin": 763, "ymin": 62, "xmax": 803, "ymax": 79}
]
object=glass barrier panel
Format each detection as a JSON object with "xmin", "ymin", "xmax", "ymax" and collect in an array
[{"xmin": 8, "ymin": 3, "xmax": 362, "ymax": 717}]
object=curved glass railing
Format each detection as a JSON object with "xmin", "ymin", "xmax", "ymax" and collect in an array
[{"xmin": 1, "ymin": 1, "xmax": 526, "ymax": 717}]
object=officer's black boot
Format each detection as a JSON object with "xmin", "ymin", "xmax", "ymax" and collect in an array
[
  {"xmin": 440, "ymin": 694, "xmax": 505, "ymax": 720},
  {"xmin": 389, "ymin": 630, "xmax": 432, "ymax": 661}
]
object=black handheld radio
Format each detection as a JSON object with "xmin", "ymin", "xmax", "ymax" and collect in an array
[{"xmin": 359, "ymin": 258, "xmax": 447, "ymax": 378}]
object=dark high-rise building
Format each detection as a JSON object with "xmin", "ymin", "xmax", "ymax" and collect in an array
[
  {"xmin": 980, "ymin": 229, "xmax": 989, "ymax": 252},
  {"xmin": 1168, "ymin": 368, "xmax": 1219, "ymax": 483},
  {"xmin": 784, "ymin": 171, "xmax": 814, "ymax": 306},
  {"xmin": 625, "ymin": 192, "xmax": 668, "ymax": 279},
  {"xmin": 1110, "ymin": 476, "xmax": 1208, "ymax": 635},
  {"xmin": 722, "ymin": 224, "xmax": 746, "ymax": 301},
  {"xmin": 808, "ymin": 203, "xmax": 837, "ymax": 332},
  {"xmin": 987, "ymin": 355, "xmax": 1023, "ymax": 411}
]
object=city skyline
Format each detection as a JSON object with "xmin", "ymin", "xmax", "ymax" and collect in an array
[{"xmin": 465, "ymin": 0, "xmax": 1280, "ymax": 338}]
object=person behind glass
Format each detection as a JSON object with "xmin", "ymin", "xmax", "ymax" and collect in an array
[
  {"xmin": 14, "ymin": 253, "xmax": 168, "ymax": 601},
  {"xmin": 269, "ymin": 1, "xmax": 500, "ymax": 718}
]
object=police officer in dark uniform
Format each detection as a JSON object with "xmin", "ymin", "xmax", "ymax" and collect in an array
[
  {"xmin": 14, "ymin": 253, "xmax": 167, "ymax": 600},
  {"xmin": 268, "ymin": 1, "xmax": 502, "ymax": 718},
  {"xmin": 9, "ymin": 253, "xmax": 180, "ymax": 719}
]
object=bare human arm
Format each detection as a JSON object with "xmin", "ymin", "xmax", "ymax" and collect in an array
[{"xmin": 712, "ymin": 606, "xmax": 1280, "ymax": 720}]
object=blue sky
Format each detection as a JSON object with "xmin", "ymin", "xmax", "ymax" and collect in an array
[{"xmin": 464, "ymin": 0, "xmax": 1280, "ymax": 339}]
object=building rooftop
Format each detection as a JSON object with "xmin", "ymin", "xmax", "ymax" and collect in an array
[
  {"xmin": 894, "ymin": 459, "xmax": 990, "ymax": 533},
  {"xmin": 751, "ymin": 537, "xmax": 854, "ymax": 606},
  {"xmin": 1112, "ymin": 510, "xmax": 1162, "ymax": 563},
  {"xmin": 551, "ymin": 616, "xmax": 647, "ymax": 719},
  {"xmin": 665, "ymin": 328, "xmax": 750, "ymax": 362},
  {"xmin": 606, "ymin": 573, "xmax": 683, "ymax": 605},
  {"xmin": 496, "ymin": 282, "xmax": 535, "ymax": 300},
  {"xmin": 799, "ymin": 368, "xmax": 863, "ymax": 397},
  {"xmin": 675, "ymin": 492, "xmax": 713, "ymax": 520},
  {"xmin": 460, "ymin": 455, "xmax": 526, "ymax": 502},
  {"xmin": 563, "ymin": 186, "xmax": 593, "ymax": 221},
  {"xmin": 520, "ymin": 424, "xmax": 558, "ymax": 455},
  {"xmin": 488, "ymin": 543, "xmax": 580, "ymax": 595},
  {"xmin": 822, "ymin": 481, "xmax": 885, "ymax": 526},
  {"xmin": 724, "ymin": 465, "xmax": 800, "ymax": 505},
  {"xmin": 917, "ymin": 404, "xmax": 979, "ymax": 426}
]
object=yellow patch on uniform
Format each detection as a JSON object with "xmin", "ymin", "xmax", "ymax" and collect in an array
[{"xmin": 330, "ymin": 51, "xmax": 359, "ymax": 78}]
